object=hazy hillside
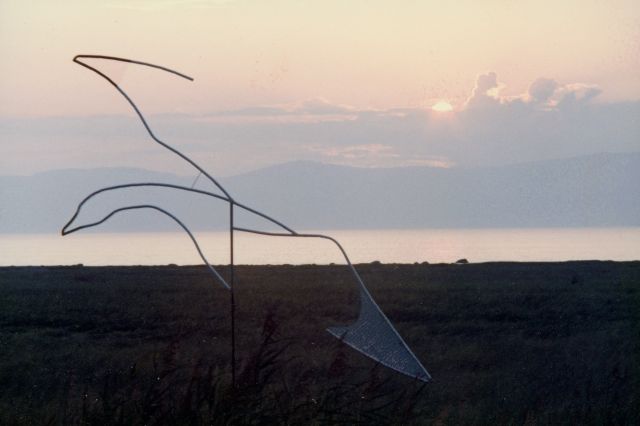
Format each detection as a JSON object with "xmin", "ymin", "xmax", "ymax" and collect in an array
[{"xmin": 1, "ymin": 152, "xmax": 639, "ymax": 233}]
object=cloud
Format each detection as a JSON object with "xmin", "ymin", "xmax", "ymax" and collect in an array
[
  {"xmin": 298, "ymin": 98, "xmax": 354, "ymax": 115},
  {"xmin": 404, "ymin": 157, "xmax": 453, "ymax": 168},
  {"xmin": 528, "ymin": 78, "xmax": 558, "ymax": 104},
  {"xmin": 463, "ymin": 72, "xmax": 602, "ymax": 111},
  {"xmin": 465, "ymin": 72, "xmax": 502, "ymax": 109},
  {"xmin": 306, "ymin": 144, "xmax": 455, "ymax": 169},
  {"xmin": 2, "ymin": 74, "xmax": 636, "ymax": 176},
  {"xmin": 554, "ymin": 83, "xmax": 603, "ymax": 108},
  {"xmin": 192, "ymin": 98, "xmax": 357, "ymax": 123},
  {"xmin": 307, "ymin": 144, "xmax": 398, "ymax": 165},
  {"xmin": 465, "ymin": 72, "xmax": 602, "ymax": 110}
]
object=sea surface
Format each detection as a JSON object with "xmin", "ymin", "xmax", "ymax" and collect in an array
[{"xmin": 1, "ymin": 228, "xmax": 639, "ymax": 266}]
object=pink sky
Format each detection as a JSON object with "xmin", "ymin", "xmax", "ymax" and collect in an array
[{"xmin": 1, "ymin": 0, "xmax": 639, "ymax": 117}]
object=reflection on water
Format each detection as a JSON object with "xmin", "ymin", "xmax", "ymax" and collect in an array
[{"xmin": 1, "ymin": 228, "xmax": 638, "ymax": 266}]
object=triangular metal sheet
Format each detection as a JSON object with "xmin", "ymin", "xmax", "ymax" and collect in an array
[{"xmin": 327, "ymin": 287, "xmax": 431, "ymax": 382}]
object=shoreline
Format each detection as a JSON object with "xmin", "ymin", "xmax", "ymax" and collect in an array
[{"xmin": 2, "ymin": 259, "xmax": 639, "ymax": 268}]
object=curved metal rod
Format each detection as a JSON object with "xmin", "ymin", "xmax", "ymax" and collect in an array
[
  {"xmin": 232, "ymin": 200, "xmax": 297, "ymax": 235},
  {"xmin": 73, "ymin": 55, "xmax": 296, "ymax": 235},
  {"xmin": 61, "ymin": 182, "xmax": 296, "ymax": 236},
  {"xmin": 233, "ymin": 227, "xmax": 366, "ymax": 295},
  {"xmin": 233, "ymin": 226, "xmax": 429, "ymax": 380},
  {"xmin": 63, "ymin": 204, "xmax": 230, "ymax": 290},
  {"xmin": 73, "ymin": 54, "xmax": 232, "ymax": 201},
  {"xmin": 73, "ymin": 55, "xmax": 194, "ymax": 81}
]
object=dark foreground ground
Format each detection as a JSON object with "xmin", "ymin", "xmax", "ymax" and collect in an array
[{"xmin": 1, "ymin": 262, "xmax": 639, "ymax": 425}]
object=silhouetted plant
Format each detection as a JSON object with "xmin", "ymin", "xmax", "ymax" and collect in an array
[{"xmin": 44, "ymin": 305, "xmax": 426, "ymax": 425}]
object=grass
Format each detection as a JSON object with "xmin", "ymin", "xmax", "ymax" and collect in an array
[{"xmin": 0, "ymin": 261, "xmax": 639, "ymax": 424}]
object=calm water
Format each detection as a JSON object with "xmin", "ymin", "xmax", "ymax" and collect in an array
[{"xmin": 1, "ymin": 228, "xmax": 639, "ymax": 266}]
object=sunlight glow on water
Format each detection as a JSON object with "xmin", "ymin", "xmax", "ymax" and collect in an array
[{"xmin": 1, "ymin": 228, "xmax": 638, "ymax": 266}]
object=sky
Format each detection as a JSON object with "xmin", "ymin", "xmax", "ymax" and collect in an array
[{"xmin": 1, "ymin": 0, "xmax": 639, "ymax": 176}]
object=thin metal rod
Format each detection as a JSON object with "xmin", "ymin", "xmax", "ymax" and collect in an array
[
  {"xmin": 61, "ymin": 183, "xmax": 228, "ymax": 236},
  {"xmin": 230, "ymin": 202, "xmax": 236, "ymax": 387},
  {"xmin": 190, "ymin": 172, "xmax": 202, "ymax": 189},
  {"xmin": 233, "ymin": 227, "xmax": 363, "ymax": 288},
  {"xmin": 63, "ymin": 204, "xmax": 230, "ymax": 289},
  {"xmin": 73, "ymin": 54, "xmax": 194, "ymax": 81},
  {"xmin": 73, "ymin": 55, "xmax": 232, "ymax": 201},
  {"xmin": 233, "ymin": 200, "xmax": 296, "ymax": 234},
  {"xmin": 61, "ymin": 182, "xmax": 296, "ymax": 235}
]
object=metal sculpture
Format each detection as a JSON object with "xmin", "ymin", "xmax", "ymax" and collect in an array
[{"xmin": 62, "ymin": 55, "xmax": 431, "ymax": 383}]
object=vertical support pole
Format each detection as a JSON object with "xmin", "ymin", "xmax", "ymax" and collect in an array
[{"xmin": 230, "ymin": 201, "xmax": 236, "ymax": 388}]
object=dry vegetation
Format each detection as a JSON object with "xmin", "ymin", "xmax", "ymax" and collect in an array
[{"xmin": 1, "ymin": 261, "xmax": 639, "ymax": 424}]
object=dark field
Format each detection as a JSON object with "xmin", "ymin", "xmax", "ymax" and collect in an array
[{"xmin": 1, "ymin": 262, "xmax": 639, "ymax": 425}]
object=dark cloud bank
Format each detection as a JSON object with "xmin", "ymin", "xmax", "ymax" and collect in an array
[{"xmin": 1, "ymin": 72, "xmax": 638, "ymax": 176}]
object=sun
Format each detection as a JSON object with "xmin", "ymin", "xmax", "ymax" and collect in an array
[{"xmin": 431, "ymin": 100, "xmax": 454, "ymax": 112}]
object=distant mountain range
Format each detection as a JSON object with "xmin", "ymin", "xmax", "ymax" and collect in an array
[{"xmin": 1, "ymin": 152, "xmax": 639, "ymax": 233}]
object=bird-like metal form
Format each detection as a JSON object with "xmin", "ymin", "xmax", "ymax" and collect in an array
[{"xmin": 63, "ymin": 55, "xmax": 431, "ymax": 382}]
